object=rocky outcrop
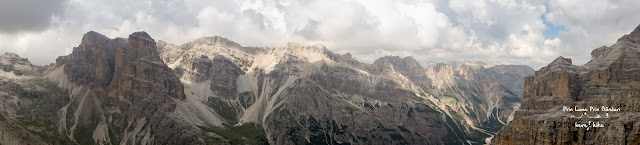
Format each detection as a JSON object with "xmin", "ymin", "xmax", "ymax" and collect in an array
[
  {"xmin": 45, "ymin": 31, "xmax": 194, "ymax": 144},
  {"xmin": 495, "ymin": 24, "xmax": 640, "ymax": 145},
  {"xmin": 0, "ymin": 52, "xmax": 37, "ymax": 76},
  {"xmin": 373, "ymin": 56, "xmax": 432, "ymax": 90},
  {"xmin": 56, "ymin": 31, "xmax": 185, "ymax": 102},
  {"xmin": 522, "ymin": 56, "xmax": 580, "ymax": 102},
  {"xmin": 107, "ymin": 32, "xmax": 185, "ymax": 103},
  {"xmin": 56, "ymin": 31, "xmax": 121, "ymax": 86}
]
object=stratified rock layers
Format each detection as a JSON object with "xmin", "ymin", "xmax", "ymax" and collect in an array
[
  {"xmin": 494, "ymin": 25, "xmax": 640, "ymax": 145},
  {"xmin": 58, "ymin": 31, "xmax": 185, "ymax": 102},
  {"xmin": 52, "ymin": 31, "xmax": 192, "ymax": 144}
]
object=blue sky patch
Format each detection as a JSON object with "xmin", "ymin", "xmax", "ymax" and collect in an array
[
  {"xmin": 541, "ymin": 3, "xmax": 565, "ymax": 39},
  {"xmin": 541, "ymin": 14, "xmax": 564, "ymax": 39}
]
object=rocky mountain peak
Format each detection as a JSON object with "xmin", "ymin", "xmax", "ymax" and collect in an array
[
  {"xmin": 311, "ymin": 43, "xmax": 327, "ymax": 50},
  {"xmin": 373, "ymin": 56, "xmax": 420, "ymax": 66},
  {"xmin": 81, "ymin": 31, "xmax": 107, "ymax": 42},
  {"xmin": 429, "ymin": 62, "xmax": 478, "ymax": 80},
  {"xmin": 286, "ymin": 42, "xmax": 302, "ymax": 48},
  {"xmin": 0, "ymin": 53, "xmax": 30, "ymax": 66},
  {"xmin": 1, "ymin": 52, "xmax": 20, "ymax": 58},
  {"xmin": 373, "ymin": 56, "xmax": 428, "ymax": 81},
  {"xmin": 344, "ymin": 52, "xmax": 352, "ymax": 58},
  {"xmin": 632, "ymin": 24, "xmax": 640, "ymax": 35},
  {"xmin": 57, "ymin": 31, "xmax": 185, "ymax": 103},
  {"xmin": 124, "ymin": 31, "xmax": 159, "ymax": 59},
  {"xmin": 109, "ymin": 31, "xmax": 185, "ymax": 102},
  {"xmin": 0, "ymin": 52, "xmax": 36, "ymax": 75},
  {"xmin": 373, "ymin": 56, "xmax": 403, "ymax": 68},
  {"xmin": 590, "ymin": 46, "xmax": 609, "ymax": 60},
  {"xmin": 617, "ymin": 24, "xmax": 640, "ymax": 43},
  {"xmin": 373, "ymin": 56, "xmax": 400, "ymax": 64},
  {"xmin": 402, "ymin": 56, "xmax": 417, "ymax": 63},
  {"xmin": 271, "ymin": 42, "xmax": 337, "ymax": 64},
  {"xmin": 429, "ymin": 63, "xmax": 453, "ymax": 73},
  {"xmin": 549, "ymin": 56, "xmax": 572, "ymax": 65},
  {"xmin": 284, "ymin": 42, "xmax": 329, "ymax": 53},
  {"xmin": 402, "ymin": 56, "xmax": 423, "ymax": 72},
  {"xmin": 188, "ymin": 36, "xmax": 242, "ymax": 49},
  {"xmin": 129, "ymin": 31, "xmax": 153, "ymax": 41},
  {"xmin": 78, "ymin": 31, "xmax": 111, "ymax": 51}
]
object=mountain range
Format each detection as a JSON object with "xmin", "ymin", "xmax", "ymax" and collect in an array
[{"xmin": 0, "ymin": 30, "xmax": 534, "ymax": 144}]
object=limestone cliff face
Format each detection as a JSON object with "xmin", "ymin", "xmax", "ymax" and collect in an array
[
  {"xmin": 56, "ymin": 31, "xmax": 185, "ymax": 103},
  {"xmin": 495, "ymin": 24, "xmax": 640, "ymax": 145},
  {"xmin": 522, "ymin": 56, "xmax": 580, "ymax": 103},
  {"xmin": 107, "ymin": 32, "xmax": 185, "ymax": 103},
  {"xmin": 56, "ymin": 31, "xmax": 120, "ymax": 87},
  {"xmin": 45, "ymin": 31, "xmax": 194, "ymax": 144}
]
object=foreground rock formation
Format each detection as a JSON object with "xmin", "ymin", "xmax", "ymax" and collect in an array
[
  {"xmin": 0, "ymin": 31, "xmax": 533, "ymax": 145},
  {"xmin": 494, "ymin": 25, "xmax": 640, "ymax": 144},
  {"xmin": 1, "ymin": 31, "xmax": 196, "ymax": 145}
]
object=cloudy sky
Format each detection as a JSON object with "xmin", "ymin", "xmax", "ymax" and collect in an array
[{"xmin": 1, "ymin": 0, "xmax": 639, "ymax": 68}]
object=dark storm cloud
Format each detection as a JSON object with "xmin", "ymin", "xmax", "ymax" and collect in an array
[{"xmin": 0, "ymin": 0, "xmax": 66, "ymax": 33}]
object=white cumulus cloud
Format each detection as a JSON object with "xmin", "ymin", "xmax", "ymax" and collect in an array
[{"xmin": 0, "ymin": 0, "xmax": 638, "ymax": 68}]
